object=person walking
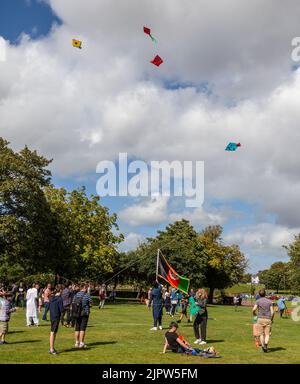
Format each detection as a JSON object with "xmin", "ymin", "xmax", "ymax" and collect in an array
[
  {"xmin": 148, "ymin": 281, "xmax": 163, "ymax": 331},
  {"xmin": 252, "ymin": 289, "xmax": 274, "ymax": 353},
  {"xmin": 26, "ymin": 283, "xmax": 40, "ymax": 327},
  {"xmin": 73, "ymin": 283, "xmax": 92, "ymax": 348},
  {"xmin": 42, "ymin": 283, "xmax": 52, "ymax": 321},
  {"xmin": 193, "ymin": 289, "xmax": 208, "ymax": 345}
]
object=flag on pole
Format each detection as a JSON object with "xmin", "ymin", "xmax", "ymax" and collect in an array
[{"xmin": 157, "ymin": 250, "xmax": 190, "ymax": 294}]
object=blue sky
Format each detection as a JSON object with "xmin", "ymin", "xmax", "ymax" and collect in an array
[
  {"xmin": 0, "ymin": 0, "xmax": 61, "ymax": 43},
  {"xmin": 1, "ymin": 0, "xmax": 299, "ymax": 274}
]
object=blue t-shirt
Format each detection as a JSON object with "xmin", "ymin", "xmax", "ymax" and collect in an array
[{"xmin": 277, "ymin": 298, "xmax": 286, "ymax": 310}]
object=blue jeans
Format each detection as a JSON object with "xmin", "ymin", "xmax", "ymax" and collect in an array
[{"xmin": 42, "ymin": 302, "xmax": 50, "ymax": 320}]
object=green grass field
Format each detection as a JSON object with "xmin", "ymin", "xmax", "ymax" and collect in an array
[{"xmin": 1, "ymin": 302, "xmax": 300, "ymax": 364}]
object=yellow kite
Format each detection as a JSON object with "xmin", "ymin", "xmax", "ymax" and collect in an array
[{"xmin": 72, "ymin": 39, "xmax": 82, "ymax": 49}]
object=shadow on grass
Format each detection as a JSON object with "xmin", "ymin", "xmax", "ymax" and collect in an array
[
  {"xmin": 267, "ymin": 347, "xmax": 286, "ymax": 353},
  {"xmin": 9, "ymin": 330, "xmax": 24, "ymax": 334},
  {"xmin": 8, "ymin": 340, "xmax": 41, "ymax": 344},
  {"xmin": 206, "ymin": 339, "xmax": 225, "ymax": 343},
  {"xmin": 60, "ymin": 341, "xmax": 117, "ymax": 353}
]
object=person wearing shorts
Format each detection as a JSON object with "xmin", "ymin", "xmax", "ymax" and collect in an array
[
  {"xmin": 0, "ymin": 292, "xmax": 16, "ymax": 344},
  {"xmin": 252, "ymin": 289, "xmax": 274, "ymax": 353},
  {"xmin": 49, "ymin": 285, "xmax": 63, "ymax": 355},
  {"xmin": 74, "ymin": 284, "xmax": 92, "ymax": 348}
]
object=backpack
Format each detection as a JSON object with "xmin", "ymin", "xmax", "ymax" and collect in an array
[{"xmin": 73, "ymin": 294, "xmax": 84, "ymax": 318}]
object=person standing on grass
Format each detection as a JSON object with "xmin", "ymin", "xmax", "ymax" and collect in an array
[
  {"xmin": 26, "ymin": 283, "xmax": 40, "ymax": 327},
  {"xmin": 177, "ymin": 294, "xmax": 190, "ymax": 323},
  {"xmin": 73, "ymin": 283, "xmax": 92, "ymax": 348},
  {"xmin": 164, "ymin": 290, "xmax": 171, "ymax": 315},
  {"xmin": 0, "ymin": 292, "xmax": 16, "ymax": 344},
  {"xmin": 148, "ymin": 281, "xmax": 163, "ymax": 331},
  {"xmin": 193, "ymin": 289, "xmax": 208, "ymax": 345},
  {"xmin": 42, "ymin": 283, "xmax": 52, "ymax": 321},
  {"xmin": 11, "ymin": 283, "xmax": 18, "ymax": 308},
  {"xmin": 233, "ymin": 295, "xmax": 239, "ymax": 311},
  {"xmin": 98, "ymin": 284, "xmax": 106, "ymax": 309},
  {"xmin": 61, "ymin": 284, "xmax": 73, "ymax": 327},
  {"xmin": 49, "ymin": 285, "xmax": 63, "ymax": 355},
  {"xmin": 277, "ymin": 297, "xmax": 287, "ymax": 318},
  {"xmin": 17, "ymin": 282, "xmax": 25, "ymax": 308},
  {"xmin": 170, "ymin": 288, "xmax": 178, "ymax": 317},
  {"xmin": 252, "ymin": 288, "xmax": 274, "ymax": 353},
  {"xmin": 70, "ymin": 284, "xmax": 79, "ymax": 328}
]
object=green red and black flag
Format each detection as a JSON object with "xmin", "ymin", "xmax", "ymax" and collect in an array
[{"xmin": 157, "ymin": 250, "xmax": 190, "ymax": 294}]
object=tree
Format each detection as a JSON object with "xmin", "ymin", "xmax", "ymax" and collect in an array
[
  {"xmin": 0, "ymin": 138, "xmax": 54, "ymax": 281},
  {"xmin": 258, "ymin": 262, "xmax": 291, "ymax": 293},
  {"xmin": 198, "ymin": 225, "xmax": 248, "ymax": 302},
  {"xmin": 284, "ymin": 235, "xmax": 300, "ymax": 292},
  {"xmin": 119, "ymin": 220, "xmax": 207, "ymax": 290},
  {"xmin": 0, "ymin": 138, "xmax": 124, "ymax": 283},
  {"xmin": 44, "ymin": 186, "xmax": 124, "ymax": 281}
]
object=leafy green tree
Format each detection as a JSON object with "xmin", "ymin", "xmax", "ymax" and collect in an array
[
  {"xmin": 258, "ymin": 262, "xmax": 291, "ymax": 293},
  {"xmin": 284, "ymin": 235, "xmax": 300, "ymax": 292},
  {"xmin": 0, "ymin": 137, "xmax": 54, "ymax": 281},
  {"xmin": 44, "ymin": 186, "xmax": 124, "ymax": 282},
  {"xmin": 119, "ymin": 220, "xmax": 207, "ymax": 290},
  {"xmin": 198, "ymin": 225, "xmax": 248, "ymax": 302},
  {"xmin": 0, "ymin": 138, "xmax": 123, "ymax": 283}
]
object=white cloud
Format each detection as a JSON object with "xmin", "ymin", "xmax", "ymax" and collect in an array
[
  {"xmin": 118, "ymin": 232, "xmax": 145, "ymax": 252},
  {"xmin": 169, "ymin": 207, "xmax": 229, "ymax": 227},
  {"xmin": 223, "ymin": 223, "xmax": 300, "ymax": 272},
  {"xmin": 1, "ymin": 0, "xmax": 300, "ymax": 234},
  {"xmin": 119, "ymin": 197, "xmax": 169, "ymax": 226}
]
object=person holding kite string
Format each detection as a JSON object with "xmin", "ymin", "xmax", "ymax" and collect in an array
[{"xmin": 148, "ymin": 281, "xmax": 163, "ymax": 331}]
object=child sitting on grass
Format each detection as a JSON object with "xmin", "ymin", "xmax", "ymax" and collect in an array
[{"xmin": 0, "ymin": 291, "xmax": 16, "ymax": 345}]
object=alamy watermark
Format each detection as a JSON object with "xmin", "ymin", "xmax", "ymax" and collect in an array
[
  {"xmin": 291, "ymin": 37, "xmax": 300, "ymax": 62},
  {"xmin": 96, "ymin": 153, "xmax": 204, "ymax": 208}
]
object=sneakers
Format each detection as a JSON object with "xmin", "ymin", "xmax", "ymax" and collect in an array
[
  {"xmin": 75, "ymin": 341, "xmax": 80, "ymax": 348},
  {"xmin": 194, "ymin": 339, "xmax": 201, "ymax": 344},
  {"xmin": 199, "ymin": 340, "xmax": 207, "ymax": 345},
  {"xmin": 49, "ymin": 349, "xmax": 58, "ymax": 355},
  {"xmin": 150, "ymin": 327, "xmax": 157, "ymax": 331},
  {"xmin": 79, "ymin": 343, "xmax": 87, "ymax": 349},
  {"xmin": 262, "ymin": 345, "xmax": 268, "ymax": 353},
  {"xmin": 159, "ymin": 326, "xmax": 163, "ymax": 330}
]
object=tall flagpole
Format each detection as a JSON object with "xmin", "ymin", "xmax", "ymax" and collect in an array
[{"xmin": 156, "ymin": 249, "xmax": 160, "ymax": 281}]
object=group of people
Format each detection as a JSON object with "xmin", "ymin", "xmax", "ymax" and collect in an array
[
  {"xmin": 0, "ymin": 279, "xmax": 286, "ymax": 357},
  {"xmin": 0, "ymin": 282, "xmax": 93, "ymax": 354},
  {"xmin": 148, "ymin": 282, "xmax": 208, "ymax": 346}
]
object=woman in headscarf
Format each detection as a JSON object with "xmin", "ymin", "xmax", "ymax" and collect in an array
[{"xmin": 148, "ymin": 281, "xmax": 163, "ymax": 331}]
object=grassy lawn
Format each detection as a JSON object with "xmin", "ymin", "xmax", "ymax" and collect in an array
[{"xmin": 1, "ymin": 302, "xmax": 300, "ymax": 364}]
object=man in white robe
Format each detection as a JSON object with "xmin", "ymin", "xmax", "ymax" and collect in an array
[{"xmin": 26, "ymin": 283, "xmax": 40, "ymax": 326}]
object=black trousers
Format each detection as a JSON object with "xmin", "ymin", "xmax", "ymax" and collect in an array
[
  {"xmin": 193, "ymin": 314, "xmax": 207, "ymax": 341},
  {"xmin": 61, "ymin": 305, "xmax": 71, "ymax": 325}
]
